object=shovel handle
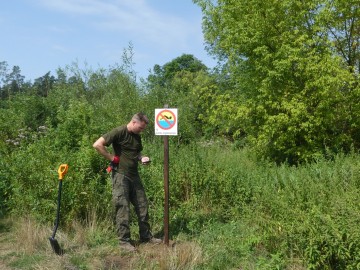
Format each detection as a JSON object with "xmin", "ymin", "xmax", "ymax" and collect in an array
[{"xmin": 58, "ymin": 164, "xmax": 69, "ymax": 180}]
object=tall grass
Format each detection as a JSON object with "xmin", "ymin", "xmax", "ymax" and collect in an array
[
  {"xmin": 4, "ymin": 140, "xmax": 360, "ymax": 269},
  {"xmin": 143, "ymin": 141, "xmax": 360, "ymax": 269}
]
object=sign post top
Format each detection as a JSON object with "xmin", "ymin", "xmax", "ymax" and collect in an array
[{"xmin": 155, "ymin": 108, "xmax": 178, "ymax": 136}]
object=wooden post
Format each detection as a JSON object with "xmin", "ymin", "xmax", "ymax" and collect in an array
[{"xmin": 163, "ymin": 104, "xmax": 170, "ymax": 245}]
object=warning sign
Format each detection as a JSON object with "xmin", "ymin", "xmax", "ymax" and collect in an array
[{"xmin": 155, "ymin": 108, "xmax": 178, "ymax": 135}]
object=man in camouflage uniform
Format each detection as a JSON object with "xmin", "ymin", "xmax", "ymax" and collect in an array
[{"xmin": 93, "ymin": 112, "xmax": 161, "ymax": 251}]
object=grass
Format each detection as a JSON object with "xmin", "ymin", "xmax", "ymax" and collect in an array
[
  {"xmin": 3, "ymin": 144, "xmax": 360, "ymax": 269},
  {"xmin": 0, "ymin": 216, "xmax": 203, "ymax": 270}
]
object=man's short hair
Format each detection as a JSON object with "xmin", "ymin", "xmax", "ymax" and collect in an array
[{"xmin": 132, "ymin": 112, "xmax": 149, "ymax": 124}]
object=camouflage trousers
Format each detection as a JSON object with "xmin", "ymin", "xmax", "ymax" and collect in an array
[{"xmin": 111, "ymin": 171, "xmax": 152, "ymax": 242}]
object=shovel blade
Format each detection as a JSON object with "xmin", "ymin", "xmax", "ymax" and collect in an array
[{"xmin": 49, "ymin": 237, "xmax": 64, "ymax": 255}]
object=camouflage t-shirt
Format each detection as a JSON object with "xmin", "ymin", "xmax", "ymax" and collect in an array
[{"xmin": 102, "ymin": 125, "xmax": 143, "ymax": 175}]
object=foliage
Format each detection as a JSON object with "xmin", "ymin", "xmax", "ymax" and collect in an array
[
  {"xmin": 1, "ymin": 62, "xmax": 141, "ymax": 225},
  {"xmin": 147, "ymin": 53, "xmax": 208, "ymax": 88},
  {"xmin": 4, "ymin": 140, "xmax": 360, "ymax": 268},
  {"xmin": 142, "ymin": 140, "xmax": 360, "ymax": 269},
  {"xmin": 2, "ymin": 25, "xmax": 360, "ymax": 268},
  {"xmin": 0, "ymin": 62, "xmax": 27, "ymax": 99},
  {"xmin": 195, "ymin": 0, "xmax": 360, "ymax": 163},
  {"xmin": 144, "ymin": 54, "xmax": 214, "ymax": 143},
  {"xmin": 0, "ymin": 157, "xmax": 10, "ymax": 217}
]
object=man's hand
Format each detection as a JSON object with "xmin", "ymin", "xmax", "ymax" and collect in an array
[
  {"xmin": 140, "ymin": 156, "xmax": 151, "ymax": 165},
  {"xmin": 106, "ymin": 155, "xmax": 120, "ymax": 173},
  {"xmin": 112, "ymin": 155, "xmax": 120, "ymax": 164}
]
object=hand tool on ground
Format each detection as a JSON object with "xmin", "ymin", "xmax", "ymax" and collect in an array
[{"xmin": 49, "ymin": 164, "xmax": 68, "ymax": 255}]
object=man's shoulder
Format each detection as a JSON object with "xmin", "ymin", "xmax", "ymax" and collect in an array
[
  {"xmin": 107, "ymin": 125, "xmax": 127, "ymax": 134},
  {"xmin": 102, "ymin": 125, "xmax": 127, "ymax": 140},
  {"xmin": 115, "ymin": 125, "xmax": 127, "ymax": 132}
]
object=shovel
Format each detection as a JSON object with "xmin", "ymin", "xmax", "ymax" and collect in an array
[{"xmin": 49, "ymin": 164, "xmax": 69, "ymax": 255}]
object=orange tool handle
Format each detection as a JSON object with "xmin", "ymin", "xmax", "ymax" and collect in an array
[{"xmin": 58, "ymin": 164, "xmax": 69, "ymax": 180}]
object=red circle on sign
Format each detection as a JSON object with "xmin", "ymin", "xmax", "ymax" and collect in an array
[{"xmin": 156, "ymin": 110, "xmax": 176, "ymax": 130}]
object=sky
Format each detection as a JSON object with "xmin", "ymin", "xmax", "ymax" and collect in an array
[{"xmin": 0, "ymin": 0, "xmax": 216, "ymax": 82}]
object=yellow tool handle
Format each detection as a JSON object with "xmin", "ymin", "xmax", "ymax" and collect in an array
[{"xmin": 58, "ymin": 164, "xmax": 69, "ymax": 180}]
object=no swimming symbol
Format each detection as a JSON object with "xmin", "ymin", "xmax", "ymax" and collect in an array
[{"xmin": 156, "ymin": 110, "xmax": 176, "ymax": 130}]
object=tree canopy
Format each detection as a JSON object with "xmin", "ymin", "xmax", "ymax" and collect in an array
[{"xmin": 194, "ymin": 0, "xmax": 360, "ymax": 163}]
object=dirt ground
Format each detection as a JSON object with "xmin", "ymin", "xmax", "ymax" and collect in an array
[{"xmin": 0, "ymin": 218, "xmax": 179, "ymax": 270}]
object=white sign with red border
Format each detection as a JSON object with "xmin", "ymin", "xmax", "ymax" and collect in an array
[{"xmin": 155, "ymin": 108, "xmax": 178, "ymax": 135}]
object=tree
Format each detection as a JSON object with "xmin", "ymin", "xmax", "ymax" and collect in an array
[
  {"xmin": 147, "ymin": 54, "xmax": 208, "ymax": 89},
  {"xmin": 144, "ymin": 54, "xmax": 211, "ymax": 143},
  {"xmin": 320, "ymin": 0, "xmax": 360, "ymax": 73},
  {"xmin": 0, "ymin": 63, "xmax": 26, "ymax": 99},
  {"xmin": 195, "ymin": 0, "xmax": 360, "ymax": 163},
  {"xmin": 33, "ymin": 72, "xmax": 56, "ymax": 97}
]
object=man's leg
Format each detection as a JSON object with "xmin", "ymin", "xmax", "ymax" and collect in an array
[
  {"xmin": 130, "ymin": 174, "xmax": 153, "ymax": 241},
  {"xmin": 112, "ymin": 172, "xmax": 131, "ymax": 242}
]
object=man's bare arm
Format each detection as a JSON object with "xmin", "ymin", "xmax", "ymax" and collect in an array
[{"xmin": 93, "ymin": 137, "xmax": 115, "ymax": 161}]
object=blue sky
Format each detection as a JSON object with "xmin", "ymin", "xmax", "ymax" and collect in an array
[{"xmin": 0, "ymin": 0, "xmax": 216, "ymax": 82}]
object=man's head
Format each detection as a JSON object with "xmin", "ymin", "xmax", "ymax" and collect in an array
[{"xmin": 128, "ymin": 112, "xmax": 149, "ymax": 134}]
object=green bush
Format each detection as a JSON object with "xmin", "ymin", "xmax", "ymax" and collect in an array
[{"xmin": 3, "ymin": 61, "xmax": 360, "ymax": 269}]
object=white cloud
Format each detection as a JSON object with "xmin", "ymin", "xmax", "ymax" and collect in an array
[
  {"xmin": 14, "ymin": 0, "xmax": 212, "ymax": 80},
  {"xmin": 35, "ymin": 0, "xmax": 198, "ymax": 51},
  {"xmin": 35, "ymin": 0, "xmax": 108, "ymax": 15}
]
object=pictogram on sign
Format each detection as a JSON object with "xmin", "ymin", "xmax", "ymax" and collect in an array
[{"xmin": 155, "ymin": 108, "xmax": 178, "ymax": 135}]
